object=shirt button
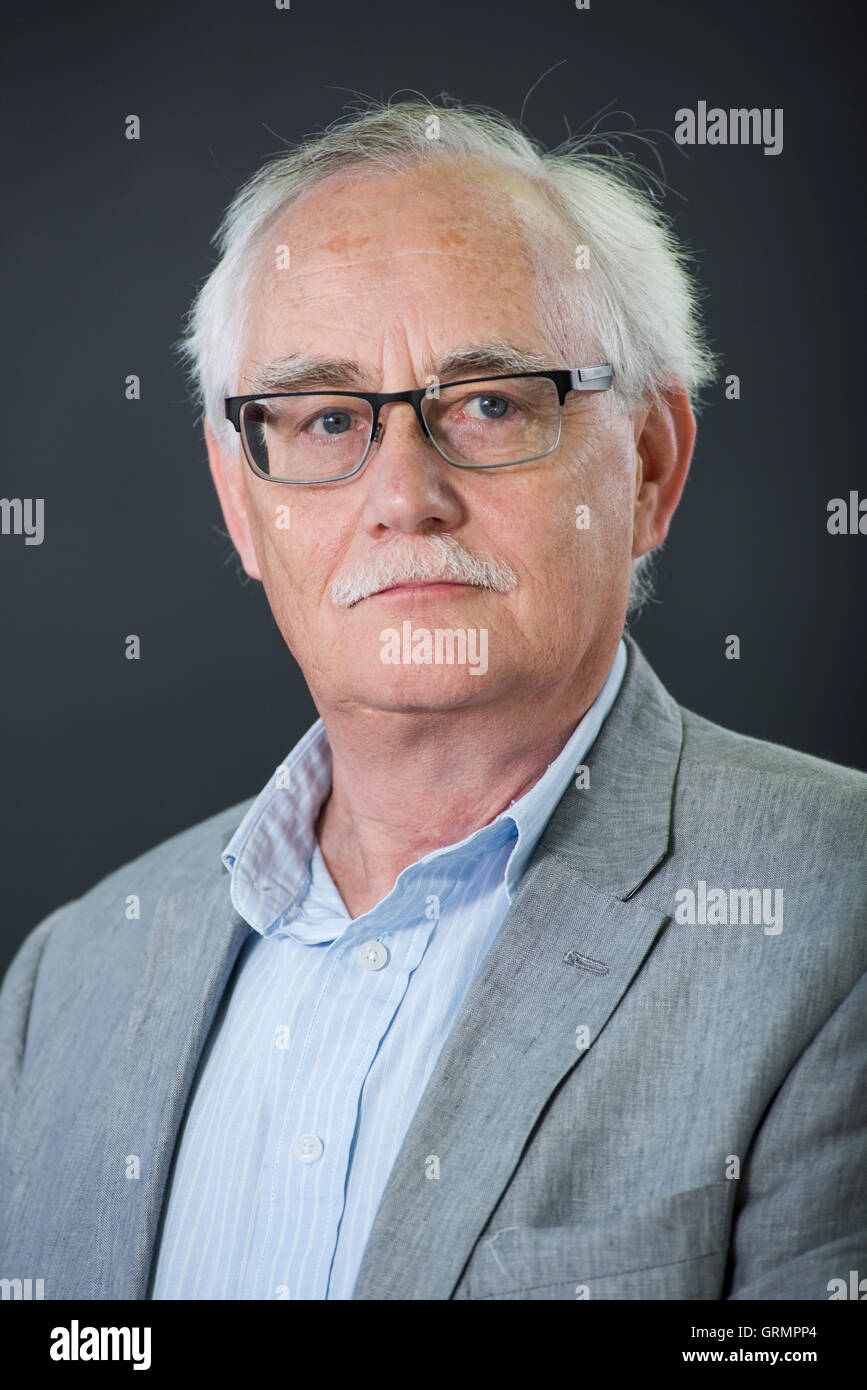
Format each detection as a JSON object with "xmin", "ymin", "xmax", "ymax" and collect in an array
[
  {"xmin": 358, "ymin": 940, "xmax": 390, "ymax": 971},
  {"xmin": 292, "ymin": 1134, "xmax": 324, "ymax": 1165}
]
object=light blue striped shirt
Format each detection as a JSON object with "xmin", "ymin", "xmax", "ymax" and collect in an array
[{"xmin": 151, "ymin": 639, "xmax": 627, "ymax": 1300}]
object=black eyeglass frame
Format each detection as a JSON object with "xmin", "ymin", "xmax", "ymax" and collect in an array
[{"xmin": 224, "ymin": 364, "xmax": 614, "ymax": 485}]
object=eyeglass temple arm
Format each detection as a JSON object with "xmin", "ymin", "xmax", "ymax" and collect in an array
[{"xmin": 570, "ymin": 365, "xmax": 613, "ymax": 391}]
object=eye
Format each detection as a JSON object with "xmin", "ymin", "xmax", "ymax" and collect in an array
[
  {"xmin": 308, "ymin": 408, "xmax": 355, "ymax": 436},
  {"xmin": 464, "ymin": 393, "xmax": 512, "ymax": 421}
]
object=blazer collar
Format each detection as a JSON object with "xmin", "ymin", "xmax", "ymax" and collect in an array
[{"xmin": 539, "ymin": 632, "xmax": 683, "ymax": 899}]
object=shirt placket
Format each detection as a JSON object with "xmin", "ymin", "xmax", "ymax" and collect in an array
[{"xmin": 242, "ymin": 904, "xmax": 438, "ymax": 1300}]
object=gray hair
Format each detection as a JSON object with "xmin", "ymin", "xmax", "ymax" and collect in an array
[{"xmin": 178, "ymin": 95, "xmax": 718, "ymax": 617}]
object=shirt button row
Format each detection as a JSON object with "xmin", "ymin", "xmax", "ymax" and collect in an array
[
  {"xmin": 358, "ymin": 940, "xmax": 389, "ymax": 971},
  {"xmin": 292, "ymin": 1134, "xmax": 324, "ymax": 1165}
]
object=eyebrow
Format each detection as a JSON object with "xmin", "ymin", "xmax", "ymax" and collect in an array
[
  {"xmin": 429, "ymin": 341, "xmax": 553, "ymax": 380},
  {"xmin": 244, "ymin": 340, "xmax": 555, "ymax": 395},
  {"xmin": 245, "ymin": 355, "xmax": 375, "ymax": 394}
]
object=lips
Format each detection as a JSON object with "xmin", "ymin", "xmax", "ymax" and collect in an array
[{"xmin": 372, "ymin": 580, "xmax": 468, "ymax": 597}]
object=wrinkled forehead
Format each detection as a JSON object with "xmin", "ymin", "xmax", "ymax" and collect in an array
[{"xmin": 243, "ymin": 157, "xmax": 590, "ymax": 358}]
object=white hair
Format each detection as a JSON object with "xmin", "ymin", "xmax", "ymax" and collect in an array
[{"xmin": 178, "ymin": 95, "xmax": 718, "ymax": 616}]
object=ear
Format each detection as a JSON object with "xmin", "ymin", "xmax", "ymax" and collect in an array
[
  {"xmin": 205, "ymin": 420, "xmax": 263, "ymax": 581},
  {"xmin": 630, "ymin": 381, "xmax": 696, "ymax": 561}
]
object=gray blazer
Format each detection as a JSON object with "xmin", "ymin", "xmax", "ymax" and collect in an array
[{"xmin": 1, "ymin": 636, "xmax": 865, "ymax": 1300}]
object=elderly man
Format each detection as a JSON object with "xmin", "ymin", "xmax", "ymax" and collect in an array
[{"xmin": 1, "ymin": 98, "xmax": 864, "ymax": 1303}]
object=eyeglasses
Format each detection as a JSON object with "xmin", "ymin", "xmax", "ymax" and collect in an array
[{"xmin": 225, "ymin": 365, "xmax": 613, "ymax": 484}]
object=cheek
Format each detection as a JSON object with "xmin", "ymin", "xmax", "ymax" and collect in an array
[
  {"xmin": 238, "ymin": 496, "xmax": 307, "ymax": 634},
  {"xmin": 566, "ymin": 442, "xmax": 635, "ymax": 545},
  {"xmin": 252, "ymin": 496, "xmax": 357, "ymax": 623},
  {"xmin": 251, "ymin": 505, "xmax": 299, "ymax": 596},
  {"xmin": 552, "ymin": 457, "xmax": 633, "ymax": 550},
  {"xmin": 518, "ymin": 461, "xmax": 634, "ymax": 616},
  {"xmin": 596, "ymin": 467, "xmax": 639, "ymax": 552}
]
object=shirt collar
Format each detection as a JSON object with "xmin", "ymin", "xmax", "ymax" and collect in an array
[{"xmin": 223, "ymin": 638, "xmax": 627, "ymax": 934}]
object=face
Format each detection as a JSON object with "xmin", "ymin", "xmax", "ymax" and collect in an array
[{"xmin": 208, "ymin": 159, "xmax": 685, "ymax": 718}]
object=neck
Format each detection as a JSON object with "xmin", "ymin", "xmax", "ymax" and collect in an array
[{"xmin": 314, "ymin": 640, "xmax": 618, "ymax": 918}]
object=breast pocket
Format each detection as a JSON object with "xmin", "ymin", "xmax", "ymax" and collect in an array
[{"xmin": 456, "ymin": 1181, "xmax": 736, "ymax": 1300}]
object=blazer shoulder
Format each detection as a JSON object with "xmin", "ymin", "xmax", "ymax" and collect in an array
[
  {"xmin": 0, "ymin": 795, "xmax": 257, "ymax": 1104},
  {"xmin": 679, "ymin": 705, "xmax": 867, "ymax": 790},
  {"xmin": 676, "ymin": 704, "xmax": 867, "ymax": 858}
]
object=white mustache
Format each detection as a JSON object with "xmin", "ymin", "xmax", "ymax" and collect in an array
[{"xmin": 330, "ymin": 534, "xmax": 518, "ymax": 608}]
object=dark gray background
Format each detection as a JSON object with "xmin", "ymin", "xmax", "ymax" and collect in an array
[{"xmin": 1, "ymin": 0, "xmax": 864, "ymax": 975}]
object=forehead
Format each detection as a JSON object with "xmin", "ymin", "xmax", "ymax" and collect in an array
[
  {"xmin": 243, "ymin": 159, "xmax": 584, "ymax": 363},
  {"xmin": 272, "ymin": 157, "xmax": 566, "ymax": 251}
]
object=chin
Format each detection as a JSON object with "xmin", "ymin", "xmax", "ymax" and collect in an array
[{"xmin": 350, "ymin": 667, "xmax": 495, "ymax": 714}]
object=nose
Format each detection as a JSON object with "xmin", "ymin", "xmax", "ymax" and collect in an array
[{"xmin": 358, "ymin": 399, "xmax": 465, "ymax": 537}]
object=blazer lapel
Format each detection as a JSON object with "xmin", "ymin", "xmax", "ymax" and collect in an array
[
  {"xmin": 85, "ymin": 868, "xmax": 250, "ymax": 1299},
  {"xmin": 352, "ymin": 637, "xmax": 683, "ymax": 1300}
]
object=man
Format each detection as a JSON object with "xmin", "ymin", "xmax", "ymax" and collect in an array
[{"xmin": 1, "ymin": 98, "xmax": 864, "ymax": 1301}]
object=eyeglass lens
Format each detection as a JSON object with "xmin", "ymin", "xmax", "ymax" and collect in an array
[{"xmin": 239, "ymin": 376, "xmax": 562, "ymax": 481}]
